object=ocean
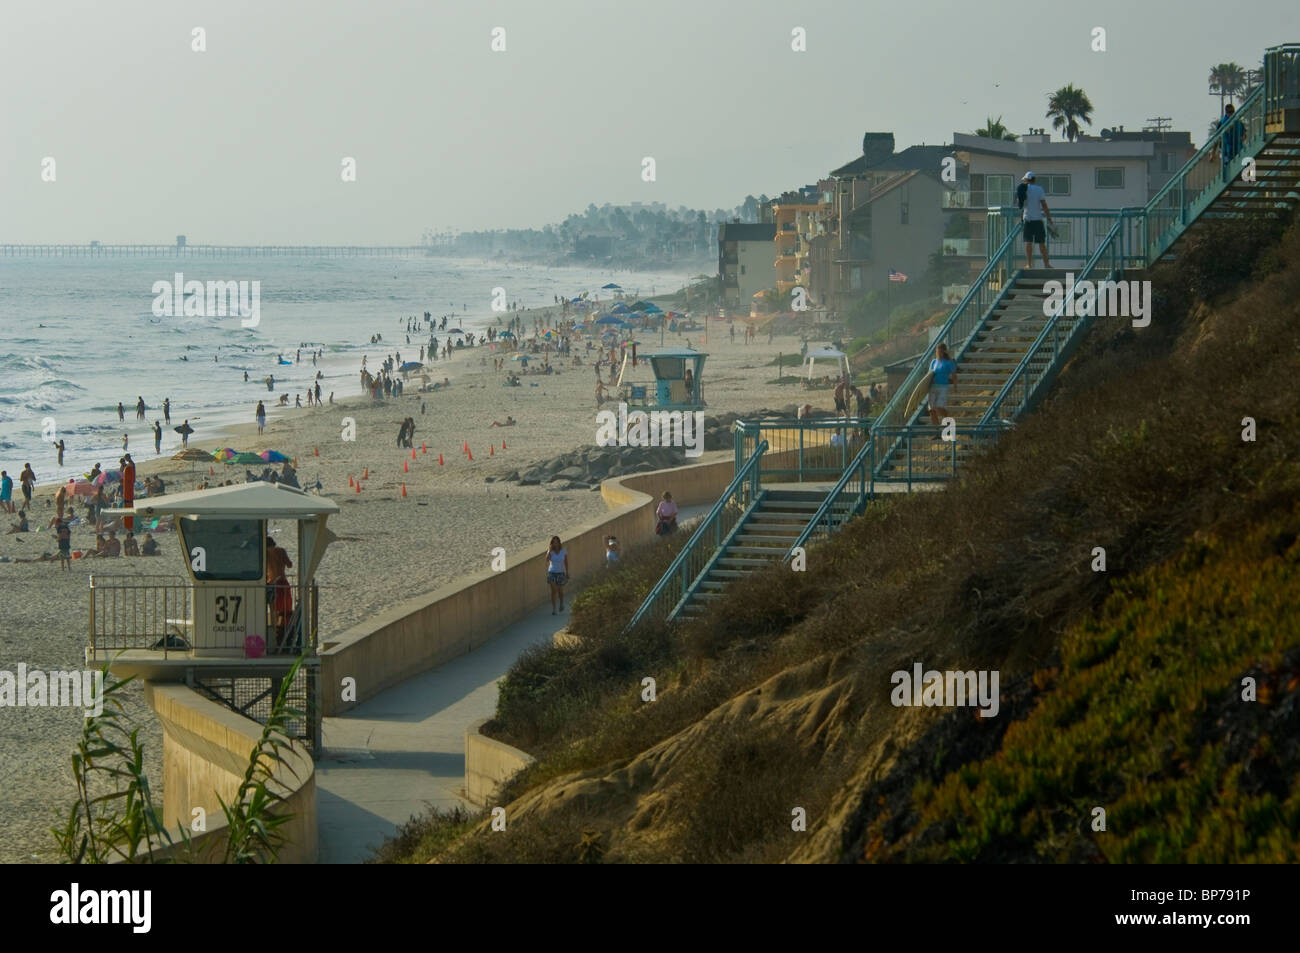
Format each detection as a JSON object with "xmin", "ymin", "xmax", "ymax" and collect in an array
[{"xmin": 0, "ymin": 255, "xmax": 693, "ymax": 482}]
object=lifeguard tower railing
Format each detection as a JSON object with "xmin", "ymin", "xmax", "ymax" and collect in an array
[{"xmin": 88, "ymin": 573, "xmax": 321, "ymax": 658}]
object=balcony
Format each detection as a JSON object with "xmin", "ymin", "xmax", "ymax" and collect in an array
[
  {"xmin": 942, "ymin": 191, "xmax": 1009, "ymax": 210},
  {"xmin": 941, "ymin": 238, "xmax": 973, "ymax": 256}
]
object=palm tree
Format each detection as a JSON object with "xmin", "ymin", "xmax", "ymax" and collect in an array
[
  {"xmin": 1046, "ymin": 84, "xmax": 1095, "ymax": 142},
  {"xmin": 1208, "ymin": 62, "xmax": 1247, "ymax": 113},
  {"xmin": 974, "ymin": 116, "xmax": 1018, "ymax": 141}
]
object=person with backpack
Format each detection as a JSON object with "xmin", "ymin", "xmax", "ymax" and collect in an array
[
  {"xmin": 1020, "ymin": 172, "xmax": 1055, "ymax": 269},
  {"xmin": 1218, "ymin": 103, "xmax": 1244, "ymax": 180}
]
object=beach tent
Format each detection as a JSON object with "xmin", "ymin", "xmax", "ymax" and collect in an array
[
  {"xmin": 803, "ymin": 347, "xmax": 850, "ymax": 381},
  {"xmin": 601, "ymin": 283, "xmax": 622, "ymax": 290}
]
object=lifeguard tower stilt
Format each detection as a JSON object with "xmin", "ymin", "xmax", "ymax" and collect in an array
[{"xmin": 87, "ymin": 483, "xmax": 339, "ymax": 752}]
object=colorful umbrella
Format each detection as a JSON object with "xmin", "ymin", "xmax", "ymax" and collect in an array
[
  {"xmin": 232, "ymin": 452, "xmax": 264, "ymax": 465},
  {"xmin": 212, "ymin": 448, "xmax": 238, "ymax": 461},
  {"xmin": 259, "ymin": 450, "xmax": 290, "ymax": 463}
]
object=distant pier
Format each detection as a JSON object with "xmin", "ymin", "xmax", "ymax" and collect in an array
[{"xmin": 0, "ymin": 244, "xmax": 432, "ymax": 258}]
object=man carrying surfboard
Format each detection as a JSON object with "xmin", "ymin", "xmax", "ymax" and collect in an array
[{"xmin": 927, "ymin": 343, "xmax": 958, "ymax": 426}]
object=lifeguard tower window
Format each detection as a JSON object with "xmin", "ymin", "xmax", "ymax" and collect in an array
[
  {"xmin": 652, "ymin": 356, "xmax": 684, "ymax": 379},
  {"xmin": 180, "ymin": 517, "xmax": 264, "ymax": 581}
]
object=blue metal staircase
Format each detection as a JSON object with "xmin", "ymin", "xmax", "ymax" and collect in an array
[{"xmin": 625, "ymin": 44, "xmax": 1300, "ymax": 631}]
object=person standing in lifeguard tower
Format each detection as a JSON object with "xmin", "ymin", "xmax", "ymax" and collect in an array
[{"xmin": 266, "ymin": 535, "xmax": 294, "ymax": 653}]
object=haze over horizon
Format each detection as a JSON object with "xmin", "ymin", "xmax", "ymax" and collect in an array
[{"xmin": 2, "ymin": 0, "xmax": 1292, "ymax": 243}]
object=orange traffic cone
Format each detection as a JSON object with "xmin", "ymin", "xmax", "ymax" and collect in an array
[
  {"xmin": 293, "ymin": 458, "xmax": 297, "ymax": 467},
  {"xmin": 490, "ymin": 444, "xmax": 494, "ymax": 456},
  {"xmin": 355, "ymin": 482, "xmax": 361, "ymax": 494},
  {"xmin": 314, "ymin": 446, "xmax": 319, "ymax": 456},
  {"xmin": 209, "ymin": 466, "xmax": 215, "ymax": 475},
  {"xmin": 463, "ymin": 441, "xmax": 469, "ymax": 455},
  {"xmin": 411, "ymin": 448, "xmax": 417, "ymax": 459},
  {"xmin": 501, "ymin": 440, "xmax": 507, "ymax": 449},
  {"xmin": 363, "ymin": 467, "xmax": 369, "ymax": 480},
  {"xmin": 467, "ymin": 449, "xmax": 473, "ymax": 461},
  {"xmin": 401, "ymin": 483, "xmax": 407, "ymax": 497},
  {"xmin": 438, "ymin": 453, "xmax": 444, "ymax": 466},
  {"xmin": 403, "ymin": 460, "xmax": 409, "ymax": 472},
  {"xmin": 421, "ymin": 443, "xmax": 427, "ymax": 454}
]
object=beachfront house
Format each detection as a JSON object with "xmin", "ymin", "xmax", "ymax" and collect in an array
[
  {"xmin": 824, "ymin": 133, "xmax": 957, "ymax": 314},
  {"xmin": 718, "ymin": 222, "xmax": 778, "ymax": 310}
]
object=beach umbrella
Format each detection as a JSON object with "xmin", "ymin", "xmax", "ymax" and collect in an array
[
  {"xmin": 233, "ymin": 452, "xmax": 264, "ymax": 465},
  {"xmin": 642, "ymin": 304, "xmax": 664, "ymax": 314},
  {"xmin": 399, "ymin": 361, "xmax": 423, "ymax": 372},
  {"xmin": 595, "ymin": 315, "xmax": 627, "ymax": 326},
  {"xmin": 94, "ymin": 469, "xmax": 121, "ymax": 487},
  {"xmin": 498, "ymin": 330, "xmax": 516, "ymax": 338},
  {"xmin": 629, "ymin": 300, "xmax": 654, "ymax": 311},
  {"xmin": 173, "ymin": 447, "xmax": 210, "ymax": 461},
  {"xmin": 601, "ymin": 282, "xmax": 622, "ymax": 290},
  {"xmin": 511, "ymin": 354, "xmax": 531, "ymax": 362},
  {"xmin": 212, "ymin": 447, "xmax": 237, "ymax": 461},
  {"xmin": 259, "ymin": 450, "xmax": 290, "ymax": 463},
  {"xmin": 610, "ymin": 303, "xmax": 631, "ymax": 314}
]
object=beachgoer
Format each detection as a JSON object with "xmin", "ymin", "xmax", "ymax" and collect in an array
[
  {"xmin": 122, "ymin": 433, "xmax": 128, "ymax": 452},
  {"xmin": 490, "ymin": 416, "xmax": 516, "ymax": 427},
  {"xmin": 655, "ymin": 491, "xmax": 679, "ymax": 536},
  {"xmin": 545, "ymin": 536, "xmax": 569, "ymax": 614},
  {"xmin": 605, "ymin": 536, "xmax": 620, "ymax": 567},
  {"xmin": 117, "ymin": 402, "xmax": 125, "ymax": 422},
  {"xmin": 0, "ymin": 471, "xmax": 12, "ymax": 514},
  {"xmin": 833, "ymin": 379, "xmax": 847, "ymax": 415},
  {"xmin": 684, "ymin": 367, "xmax": 694, "ymax": 399},
  {"xmin": 1021, "ymin": 171, "xmax": 1054, "ymax": 268},
  {"xmin": 136, "ymin": 396, "xmax": 145, "ymax": 420},
  {"xmin": 54, "ymin": 439, "xmax": 65, "ymax": 467},
  {"xmin": 178, "ymin": 420, "xmax": 193, "ymax": 448},
  {"xmin": 20, "ymin": 464, "xmax": 36, "ymax": 507},
  {"xmin": 1218, "ymin": 103, "xmax": 1244, "ymax": 179},
  {"xmin": 153, "ymin": 421, "xmax": 162, "ymax": 454},
  {"xmin": 104, "ymin": 530, "xmax": 121, "ymax": 557},
  {"xmin": 56, "ymin": 519, "xmax": 72, "ymax": 569},
  {"xmin": 123, "ymin": 531, "xmax": 140, "ymax": 556},
  {"xmin": 266, "ymin": 535, "xmax": 295, "ymax": 652},
  {"xmin": 163, "ymin": 398, "xmax": 171, "ymax": 424},
  {"xmin": 853, "ymin": 386, "xmax": 870, "ymax": 418},
  {"xmin": 928, "ymin": 342, "xmax": 958, "ymax": 426},
  {"xmin": 7, "ymin": 509, "xmax": 29, "ymax": 534},
  {"xmin": 141, "ymin": 532, "xmax": 159, "ymax": 556}
]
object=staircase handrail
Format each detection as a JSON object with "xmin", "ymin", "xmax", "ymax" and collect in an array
[
  {"xmin": 782, "ymin": 437, "xmax": 872, "ymax": 561},
  {"xmin": 623, "ymin": 439, "xmax": 768, "ymax": 632},
  {"xmin": 978, "ymin": 214, "xmax": 1128, "ymax": 426}
]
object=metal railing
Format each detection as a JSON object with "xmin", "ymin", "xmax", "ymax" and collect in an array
[
  {"xmin": 624, "ymin": 440, "xmax": 767, "ymax": 630},
  {"xmin": 870, "ymin": 423, "xmax": 1011, "ymax": 487},
  {"xmin": 980, "ymin": 215, "xmax": 1130, "ymax": 425},
  {"xmin": 734, "ymin": 418, "xmax": 871, "ymax": 484},
  {"xmin": 88, "ymin": 574, "xmax": 320, "ymax": 658},
  {"xmin": 1265, "ymin": 44, "xmax": 1300, "ymax": 130},
  {"xmin": 1145, "ymin": 84, "xmax": 1268, "ymax": 263},
  {"xmin": 987, "ymin": 207, "xmax": 1145, "ymax": 268}
]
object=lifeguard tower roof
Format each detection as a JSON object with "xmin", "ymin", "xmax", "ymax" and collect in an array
[
  {"xmin": 643, "ymin": 347, "xmax": 707, "ymax": 359},
  {"xmin": 105, "ymin": 482, "xmax": 340, "ymax": 520}
]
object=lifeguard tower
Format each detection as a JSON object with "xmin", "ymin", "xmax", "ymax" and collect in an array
[
  {"xmin": 621, "ymin": 347, "xmax": 707, "ymax": 410},
  {"xmin": 86, "ymin": 482, "xmax": 339, "ymax": 751}
]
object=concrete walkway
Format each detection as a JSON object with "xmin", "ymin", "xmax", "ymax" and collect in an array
[{"xmin": 314, "ymin": 504, "xmax": 709, "ymax": 863}]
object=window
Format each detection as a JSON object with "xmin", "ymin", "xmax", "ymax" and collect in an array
[
  {"xmin": 740, "ymin": 265, "xmax": 746, "ymax": 275},
  {"xmin": 1159, "ymin": 152, "xmax": 1175, "ymax": 173},
  {"xmin": 985, "ymin": 174, "xmax": 1014, "ymax": 206},
  {"xmin": 179, "ymin": 518, "xmax": 263, "ymax": 581},
  {"xmin": 900, "ymin": 201, "xmax": 910, "ymax": 225},
  {"xmin": 1043, "ymin": 174, "xmax": 1071, "ymax": 196},
  {"xmin": 1096, "ymin": 167, "xmax": 1125, "ymax": 189}
]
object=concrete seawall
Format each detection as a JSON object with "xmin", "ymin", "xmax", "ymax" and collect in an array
[
  {"xmin": 145, "ymin": 683, "xmax": 317, "ymax": 863},
  {"xmin": 464, "ymin": 716, "xmax": 535, "ymax": 806}
]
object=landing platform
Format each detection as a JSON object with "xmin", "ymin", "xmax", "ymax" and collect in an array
[
  {"xmin": 84, "ymin": 648, "xmax": 312, "ymax": 682},
  {"xmin": 761, "ymin": 480, "xmax": 947, "ymax": 496}
]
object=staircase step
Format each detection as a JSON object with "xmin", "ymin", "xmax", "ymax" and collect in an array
[{"xmin": 736, "ymin": 533, "xmax": 806, "ymax": 543}]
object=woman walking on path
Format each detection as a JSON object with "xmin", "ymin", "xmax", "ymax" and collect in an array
[
  {"xmin": 655, "ymin": 491, "xmax": 679, "ymax": 536},
  {"xmin": 545, "ymin": 535, "xmax": 569, "ymax": 614}
]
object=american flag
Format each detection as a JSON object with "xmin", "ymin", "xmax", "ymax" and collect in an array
[{"xmin": 888, "ymin": 269, "xmax": 908, "ymax": 283}]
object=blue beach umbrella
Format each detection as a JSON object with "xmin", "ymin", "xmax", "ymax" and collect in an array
[
  {"xmin": 594, "ymin": 315, "xmax": 627, "ymax": 326},
  {"xmin": 610, "ymin": 303, "xmax": 631, "ymax": 314}
]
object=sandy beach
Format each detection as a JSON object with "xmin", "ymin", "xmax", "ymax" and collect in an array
[{"xmin": 0, "ymin": 302, "xmax": 820, "ymax": 862}]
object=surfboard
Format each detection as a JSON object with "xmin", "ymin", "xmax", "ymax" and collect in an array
[{"xmin": 904, "ymin": 370, "xmax": 935, "ymax": 417}]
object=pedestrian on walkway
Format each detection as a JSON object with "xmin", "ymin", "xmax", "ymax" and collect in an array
[
  {"xmin": 655, "ymin": 491, "xmax": 679, "ymax": 536},
  {"xmin": 546, "ymin": 536, "xmax": 569, "ymax": 614},
  {"xmin": 928, "ymin": 343, "xmax": 959, "ymax": 426},
  {"xmin": 1218, "ymin": 103, "xmax": 1243, "ymax": 179},
  {"xmin": 1020, "ymin": 172, "xmax": 1054, "ymax": 269}
]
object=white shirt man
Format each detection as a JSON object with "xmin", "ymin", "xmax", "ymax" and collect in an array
[{"xmin": 1020, "ymin": 172, "xmax": 1054, "ymax": 268}]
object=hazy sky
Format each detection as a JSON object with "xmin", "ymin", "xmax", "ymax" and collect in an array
[{"xmin": 2, "ymin": 0, "xmax": 1293, "ymax": 243}]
